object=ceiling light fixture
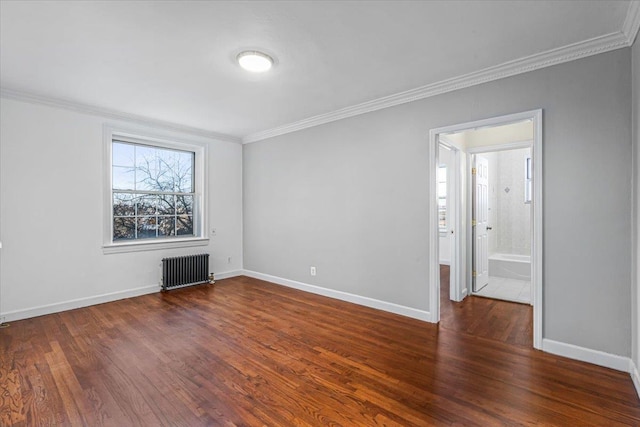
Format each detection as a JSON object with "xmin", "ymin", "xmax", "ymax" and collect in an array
[{"xmin": 237, "ymin": 51, "xmax": 273, "ymax": 73}]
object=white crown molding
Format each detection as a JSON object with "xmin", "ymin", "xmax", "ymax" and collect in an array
[
  {"xmin": 0, "ymin": 87, "xmax": 242, "ymax": 144},
  {"xmin": 623, "ymin": 1, "xmax": 640, "ymax": 45},
  {"xmin": 242, "ymin": 31, "xmax": 630, "ymax": 144}
]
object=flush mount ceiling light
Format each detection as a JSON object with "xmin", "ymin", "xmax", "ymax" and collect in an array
[{"xmin": 237, "ymin": 51, "xmax": 274, "ymax": 73}]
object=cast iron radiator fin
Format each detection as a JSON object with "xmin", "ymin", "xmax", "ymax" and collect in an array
[{"xmin": 161, "ymin": 254, "xmax": 210, "ymax": 291}]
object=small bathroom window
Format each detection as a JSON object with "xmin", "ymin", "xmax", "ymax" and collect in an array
[
  {"xmin": 524, "ymin": 156, "xmax": 532, "ymax": 204},
  {"xmin": 438, "ymin": 164, "xmax": 448, "ymax": 233}
]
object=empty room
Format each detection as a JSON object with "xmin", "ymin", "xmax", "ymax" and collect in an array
[{"xmin": 2, "ymin": 1, "xmax": 640, "ymax": 425}]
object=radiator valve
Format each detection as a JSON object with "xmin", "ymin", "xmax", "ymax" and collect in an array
[{"xmin": 209, "ymin": 273, "xmax": 215, "ymax": 284}]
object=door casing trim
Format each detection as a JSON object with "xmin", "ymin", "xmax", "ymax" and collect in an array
[{"xmin": 428, "ymin": 109, "xmax": 543, "ymax": 349}]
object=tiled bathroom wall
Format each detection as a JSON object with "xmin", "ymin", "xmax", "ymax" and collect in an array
[{"xmin": 483, "ymin": 148, "xmax": 531, "ymax": 256}]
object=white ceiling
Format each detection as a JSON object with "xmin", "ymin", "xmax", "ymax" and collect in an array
[{"xmin": 0, "ymin": 1, "xmax": 637, "ymax": 142}]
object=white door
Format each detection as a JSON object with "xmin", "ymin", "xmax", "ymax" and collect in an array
[{"xmin": 473, "ymin": 155, "xmax": 489, "ymax": 292}]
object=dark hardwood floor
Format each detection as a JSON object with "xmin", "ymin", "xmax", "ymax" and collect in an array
[
  {"xmin": 1, "ymin": 274, "xmax": 639, "ymax": 426},
  {"xmin": 439, "ymin": 264, "xmax": 533, "ymax": 347}
]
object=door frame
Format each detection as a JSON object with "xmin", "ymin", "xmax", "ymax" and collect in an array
[{"xmin": 428, "ymin": 109, "xmax": 543, "ymax": 349}]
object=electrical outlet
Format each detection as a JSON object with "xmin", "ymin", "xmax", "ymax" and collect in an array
[
  {"xmin": 310, "ymin": 266, "xmax": 316, "ymax": 276},
  {"xmin": 211, "ymin": 228, "xmax": 217, "ymax": 236},
  {"xmin": 227, "ymin": 256, "xmax": 232, "ymax": 264}
]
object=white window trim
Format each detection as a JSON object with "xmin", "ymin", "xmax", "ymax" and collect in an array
[{"xmin": 102, "ymin": 124, "xmax": 209, "ymax": 254}]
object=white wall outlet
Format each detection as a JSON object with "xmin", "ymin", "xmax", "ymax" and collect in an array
[
  {"xmin": 211, "ymin": 228, "xmax": 217, "ymax": 236},
  {"xmin": 310, "ymin": 266, "xmax": 316, "ymax": 276}
]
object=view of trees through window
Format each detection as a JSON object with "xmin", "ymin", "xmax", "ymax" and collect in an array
[{"xmin": 112, "ymin": 141, "xmax": 195, "ymax": 241}]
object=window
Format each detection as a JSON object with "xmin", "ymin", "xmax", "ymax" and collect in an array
[
  {"xmin": 112, "ymin": 141, "xmax": 195, "ymax": 240},
  {"xmin": 437, "ymin": 164, "xmax": 447, "ymax": 233},
  {"xmin": 104, "ymin": 127, "xmax": 207, "ymax": 253},
  {"xmin": 524, "ymin": 156, "xmax": 532, "ymax": 204}
]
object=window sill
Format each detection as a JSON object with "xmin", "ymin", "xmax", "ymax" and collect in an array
[{"xmin": 103, "ymin": 237, "xmax": 210, "ymax": 254}]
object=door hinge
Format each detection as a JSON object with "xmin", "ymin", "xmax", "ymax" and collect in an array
[
  {"xmin": 472, "ymin": 219, "xmax": 477, "ymax": 226},
  {"xmin": 471, "ymin": 167, "xmax": 477, "ymax": 175},
  {"xmin": 472, "ymin": 271, "xmax": 477, "ymax": 277}
]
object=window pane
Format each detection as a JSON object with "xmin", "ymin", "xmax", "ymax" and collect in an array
[
  {"xmin": 113, "ymin": 193, "xmax": 135, "ymax": 216},
  {"xmin": 157, "ymin": 194, "xmax": 176, "ymax": 215},
  {"xmin": 133, "ymin": 145, "xmax": 194, "ymax": 193},
  {"xmin": 135, "ymin": 145, "xmax": 157, "ymax": 165},
  {"xmin": 176, "ymin": 195, "xmax": 193, "ymax": 215},
  {"xmin": 158, "ymin": 150, "xmax": 178, "ymax": 191},
  {"xmin": 438, "ymin": 165, "xmax": 447, "ymax": 231},
  {"xmin": 113, "ymin": 166, "xmax": 135, "ymax": 190},
  {"xmin": 114, "ymin": 217, "xmax": 136, "ymax": 240},
  {"xmin": 524, "ymin": 157, "xmax": 532, "ymax": 204},
  {"xmin": 113, "ymin": 142, "xmax": 134, "ymax": 167},
  {"xmin": 176, "ymin": 215, "xmax": 193, "ymax": 236},
  {"xmin": 439, "ymin": 213, "xmax": 446, "ymax": 229},
  {"xmin": 437, "ymin": 182, "xmax": 447, "ymax": 197},
  {"xmin": 175, "ymin": 151, "xmax": 194, "ymax": 193},
  {"xmin": 136, "ymin": 195, "xmax": 157, "ymax": 216},
  {"xmin": 158, "ymin": 216, "xmax": 176, "ymax": 237},
  {"xmin": 135, "ymin": 145, "xmax": 161, "ymax": 191},
  {"xmin": 137, "ymin": 216, "xmax": 158, "ymax": 239}
]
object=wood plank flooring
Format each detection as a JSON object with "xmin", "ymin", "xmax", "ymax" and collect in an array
[
  {"xmin": 1, "ymin": 275, "xmax": 639, "ymax": 426},
  {"xmin": 439, "ymin": 264, "xmax": 533, "ymax": 347}
]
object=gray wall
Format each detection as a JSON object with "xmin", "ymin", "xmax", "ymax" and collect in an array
[
  {"xmin": 244, "ymin": 49, "xmax": 632, "ymax": 356},
  {"xmin": 633, "ymin": 36, "xmax": 639, "ymax": 369}
]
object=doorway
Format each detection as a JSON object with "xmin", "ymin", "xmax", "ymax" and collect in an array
[
  {"xmin": 470, "ymin": 145, "xmax": 532, "ymax": 304},
  {"xmin": 428, "ymin": 109, "xmax": 542, "ymax": 349}
]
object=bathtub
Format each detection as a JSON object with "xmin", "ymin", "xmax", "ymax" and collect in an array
[{"xmin": 489, "ymin": 253, "xmax": 531, "ymax": 281}]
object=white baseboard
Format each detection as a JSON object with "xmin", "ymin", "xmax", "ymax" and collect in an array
[
  {"xmin": 2, "ymin": 284, "xmax": 160, "ymax": 322},
  {"xmin": 542, "ymin": 339, "xmax": 640, "ymax": 398},
  {"xmin": 1, "ymin": 270, "xmax": 243, "ymax": 322},
  {"xmin": 2, "ymin": 268, "xmax": 430, "ymax": 323},
  {"xmin": 242, "ymin": 269, "xmax": 433, "ymax": 322},
  {"xmin": 631, "ymin": 361, "xmax": 640, "ymax": 398},
  {"xmin": 542, "ymin": 338, "xmax": 631, "ymax": 372},
  {"xmin": 214, "ymin": 270, "xmax": 243, "ymax": 280}
]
